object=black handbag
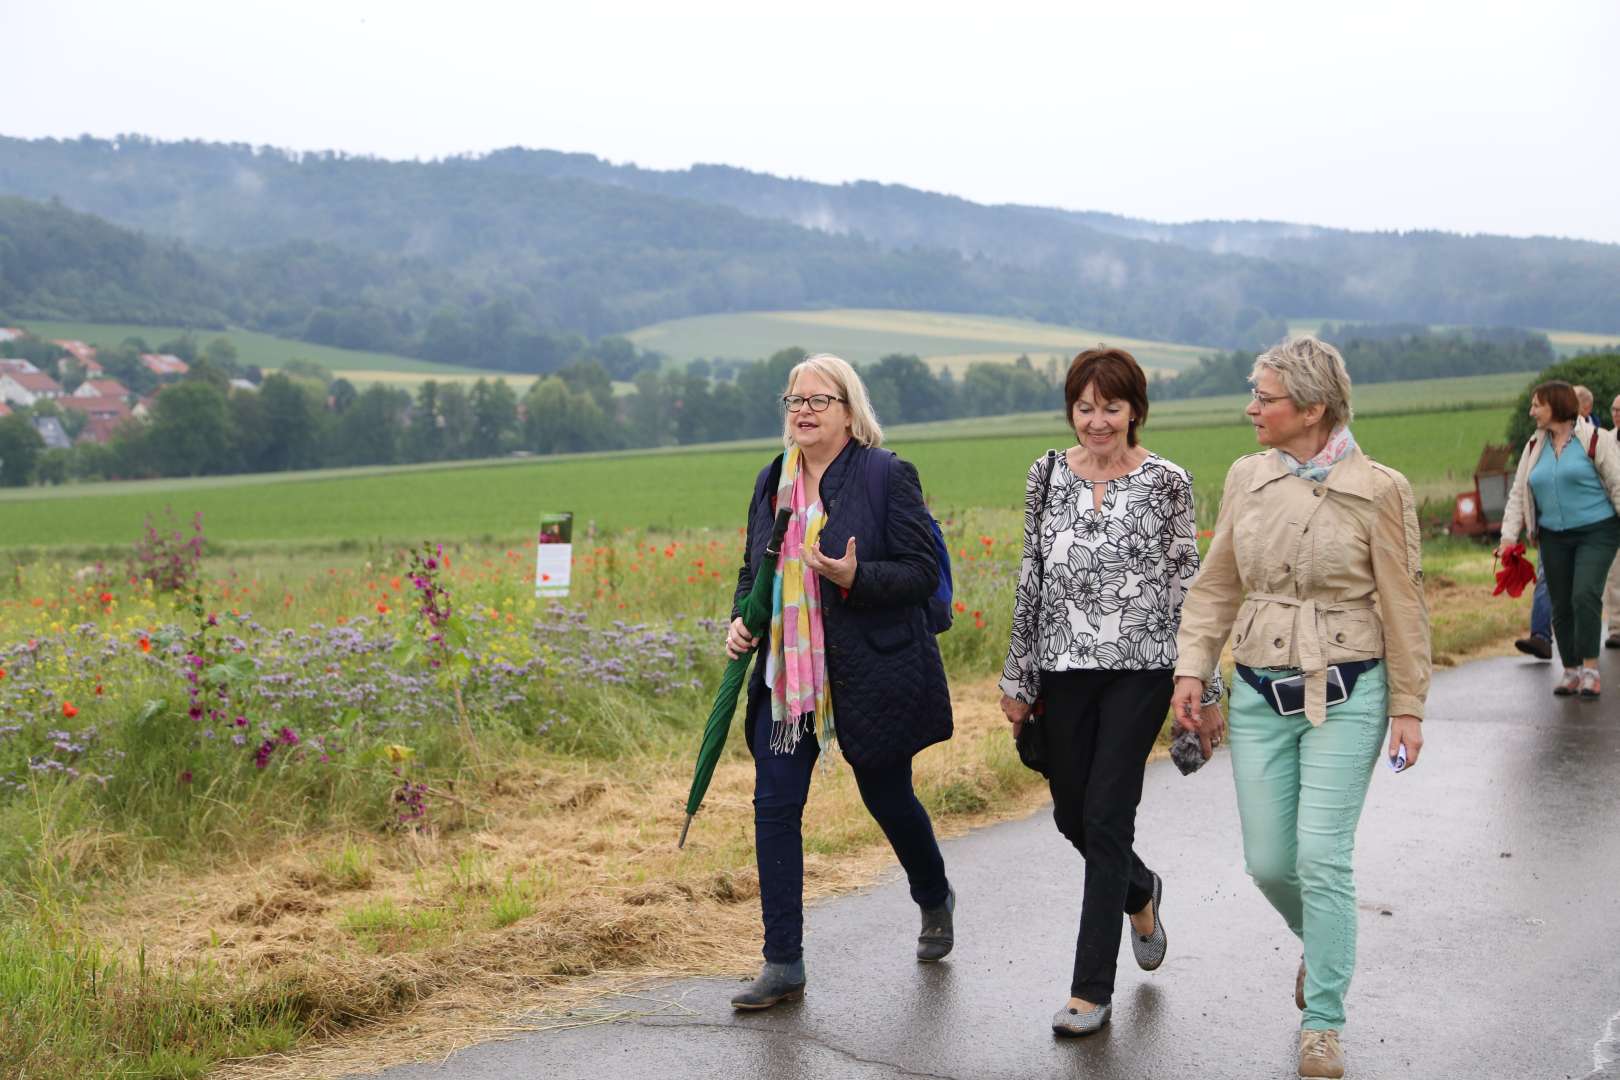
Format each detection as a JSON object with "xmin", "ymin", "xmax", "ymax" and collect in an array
[
  {"xmin": 1015, "ymin": 707, "xmax": 1049, "ymax": 776},
  {"xmin": 1014, "ymin": 451, "xmax": 1060, "ymax": 777}
]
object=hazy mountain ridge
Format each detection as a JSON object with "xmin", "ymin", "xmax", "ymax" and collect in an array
[{"xmin": 1, "ymin": 134, "xmax": 1617, "ymax": 364}]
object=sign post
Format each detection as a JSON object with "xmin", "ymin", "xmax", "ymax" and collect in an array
[{"xmin": 535, "ymin": 512, "xmax": 573, "ymax": 597}]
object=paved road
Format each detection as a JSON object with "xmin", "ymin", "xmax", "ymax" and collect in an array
[{"xmin": 370, "ymin": 652, "xmax": 1620, "ymax": 1080}]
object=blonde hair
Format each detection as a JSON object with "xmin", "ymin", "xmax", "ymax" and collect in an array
[
  {"xmin": 781, "ymin": 353, "xmax": 885, "ymax": 448},
  {"xmin": 1251, "ymin": 335, "xmax": 1354, "ymax": 430}
]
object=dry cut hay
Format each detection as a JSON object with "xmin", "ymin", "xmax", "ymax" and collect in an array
[{"xmin": 67, "ymin": 677, "xmax": 1049, "ymax": 1080}]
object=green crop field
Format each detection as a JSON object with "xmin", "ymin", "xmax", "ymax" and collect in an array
[
  {"xmin": 626, "ymin": 308, "xmax": 1212, "ymax": 375},
  {"xmin": 0, "ymin": 405, "xmax": 1510, "ymax": 550},
  {"xmin": 15, "ymin": 320, "xmax": 508, "ymax": 384},
  {"xmin": 889, "ymin": 370, "xmax": 1535, "ymax": 441}
]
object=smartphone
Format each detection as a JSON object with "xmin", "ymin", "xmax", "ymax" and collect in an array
[{"xmin": 1269, "ymin": 666, "xmax": 1349, "ymax": 716}]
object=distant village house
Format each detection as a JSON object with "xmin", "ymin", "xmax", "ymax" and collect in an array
[
  {"xmin": 139, "ymin": 353, "xmax": 190, "ymax": 377},
  {"xmin": 0, "ymin": 370, "xmax": 66, "ymax": 407},
  {"xmin": 73, "ymin": 378, "xmax": 132, "ymax": 401},
  {"xmin": 31, "ymin": 415, "xmax": 72, "ymax": 451},
  {"xmin": 51, "ymin": 340, "xmax": 98, "ymax": 365}
]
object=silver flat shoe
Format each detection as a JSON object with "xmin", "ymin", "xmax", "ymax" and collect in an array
[
  {"xmin": 1131, "ymin": 871, "xmax": 1166, "ymax": 971},
  {"xmin": 1052, "ymin": 1001, "xmax": 1111, "ymax": 1037}
]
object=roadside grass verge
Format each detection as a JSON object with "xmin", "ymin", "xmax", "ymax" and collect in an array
[{"xmin": 0, "ymin": 513, "xmax": 1523, "ymax": 1077}]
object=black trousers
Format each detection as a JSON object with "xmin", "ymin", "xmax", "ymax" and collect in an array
[{"xmin": 1041, "ymin": 667, "xmax": 1174, "ymax": 1003}]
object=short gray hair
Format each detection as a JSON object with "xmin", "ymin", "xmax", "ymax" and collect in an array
[
  {"xmin": 781, "ymin": 353, "xmax": 885, "ymax": 448},
  {"xmin": 1251, "ymin": 336, "xmax": 1354, "ymax": 430},
  {"xmin": 1574, "ymin": 384, "xmax": 1593, "ymax": 412}
]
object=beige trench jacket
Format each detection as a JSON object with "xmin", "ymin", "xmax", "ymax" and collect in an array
[{"xmin": 1173, "ymin": 447, "xmax": 1430, "ymax": 724}]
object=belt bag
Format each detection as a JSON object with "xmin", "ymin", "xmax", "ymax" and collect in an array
[{"xmin": 1235, "ymin": 660, "xmax": 1380, "ymax": 717}]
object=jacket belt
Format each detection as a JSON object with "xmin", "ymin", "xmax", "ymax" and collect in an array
[{"xmin": 1245, "ymin": 593, "xmax": 1378, "ymax": 726}]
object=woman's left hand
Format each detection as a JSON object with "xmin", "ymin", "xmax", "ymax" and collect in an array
[
  {"xmin": 1389, "ymin": 714, "xmax": 1423, "ymax": 769},
  {"xmin": 804, "ymin": 536, "xmax": 858, "ymax": 589}
]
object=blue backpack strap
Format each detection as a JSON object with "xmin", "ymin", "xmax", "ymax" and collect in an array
[{"xmin": 864, "ymin": 448, "xmax": 955, "ymax": 632}]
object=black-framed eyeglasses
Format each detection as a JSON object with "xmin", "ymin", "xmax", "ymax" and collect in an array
[{"xmin": 781, "ymin": 394, "xmax": 846, "ymax": 413}]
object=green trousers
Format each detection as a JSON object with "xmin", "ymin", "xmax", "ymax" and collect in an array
[
  {"xmin": 1539, "ymin": 515, "xmax": 1620, "ymax": 667},
  {"xmin": 1227, "ymin": 663, "xmax": 1388, "ymax": 1031}
]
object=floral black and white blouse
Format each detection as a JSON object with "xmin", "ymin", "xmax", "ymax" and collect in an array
[{"xmin": 999, "ymin": 451, "xmax": 1224, "ymax": 706}]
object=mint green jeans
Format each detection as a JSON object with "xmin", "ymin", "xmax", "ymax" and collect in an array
[{"xmin": 1227, "ymin": 663, "xmax": 1388, "ymax": 1031}]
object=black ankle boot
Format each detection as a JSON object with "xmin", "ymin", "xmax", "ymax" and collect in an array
[
  {"xmin": 730, "ymin": 959, "xmax": 806, "ymax": 1010},
  {"xmin": 916, "ymin": 887, "xmax": 955, "ymax": 962}
]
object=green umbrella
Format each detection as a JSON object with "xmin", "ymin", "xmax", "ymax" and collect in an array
[{"xmin": 679, "ymin": 507, "xmax": 792, "ymax": 848}]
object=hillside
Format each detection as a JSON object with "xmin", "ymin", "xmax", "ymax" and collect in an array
[
  {"xmin": 0, "ymin": 196, "xmax": 231, "ymax": 325},
  {"xmin": 3, "ymin": 135, "xmax": 1618, "ymax": 370}
]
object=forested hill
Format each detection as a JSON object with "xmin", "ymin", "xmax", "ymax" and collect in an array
[
  {"xmin": 1, "ymin": 135, "xmax": 1618, "ymax": 367},
  {"xmin": 0, "ymin": 197, "xmax": 232, "ymax": 325},
  {"xmin": 466, "ymin": 149, "xmax": 1620, "ymax": 334}
]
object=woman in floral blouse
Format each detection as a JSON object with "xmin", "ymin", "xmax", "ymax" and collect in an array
[{"xmin": 999, "ymin": 346, "xmax": 1224, "ymax": 1038}]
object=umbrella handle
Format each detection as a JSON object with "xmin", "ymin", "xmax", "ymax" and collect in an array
[
  {"xmin": 678, "ymin": 812, "xmax": 695, "ymax": 849},
  {"xmin": 765, "ymin": 508, "xmax": 792, "ymax": 558}
]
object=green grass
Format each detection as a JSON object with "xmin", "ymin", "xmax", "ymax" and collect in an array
[
  {"xmin": 626, "ymin": 308, "xmax": 1212, "ymax": 374},
  {"xmin": 18, "ymin": 320, "xmax": 507, "ymax": 379},
  {"xmin": 0, "ymin": 405, "xmax": 1511, "ymax": 548},
  {"xmin": 0, "ymin": 924, "xmax": 301, "ymax": 1078}
]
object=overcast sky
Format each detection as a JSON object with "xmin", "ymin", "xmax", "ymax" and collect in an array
[{"xmin": 3, "ymin": 0, "xmax": 1616, "ymax": 243}]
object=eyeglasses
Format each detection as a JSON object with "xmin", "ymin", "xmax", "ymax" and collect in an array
[
  {"xmin": 1250, "ymin": 389, "xmax": 1289, "ymax": 407},
  {"xmin": 781, "ymin": 394, "xmax": 846, "ymax": 413}
]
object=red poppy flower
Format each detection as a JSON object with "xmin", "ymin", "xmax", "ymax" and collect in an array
[
  {"xmin": 138, "ymin": 637, "xmax": 151, "ymax": 652},
  {"xmin": 62, "ymin": 702, "xmax": 78, "ymax": 718},
  {"xmin": 98, "ymin": 591, "xmax": 113, "ymax": 604},
  {"xmin": 376, "ymin": 602, "xmax": 389, "ymax": 614},
  {"xmin": 954, "ymin": 601, "xmax": 967, "ymax": 613}
]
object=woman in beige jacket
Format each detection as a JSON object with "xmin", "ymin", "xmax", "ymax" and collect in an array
[
  {"xmin": 1169, "ymin": 336, "xmax": 1429, "ymax": 1080},
  {"xmin": 1497, "ymin": 380, "xmax": 1620, "ymax": 697}
]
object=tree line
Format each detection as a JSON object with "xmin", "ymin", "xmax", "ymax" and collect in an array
[
  {"xmin": 2, "ymin": 322, "xmax": 1576, "ymax": 488},
  {"xmin": 0, "ymin": 343, "xmax": 1067, "ymax": 485},
  {"xmin": 1148, "ymin": 325, "xmax": 1557, "ymax": 399}
]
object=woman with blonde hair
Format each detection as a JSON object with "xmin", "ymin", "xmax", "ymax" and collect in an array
[
  {"xmin": 1171, "ymin": 336, "xmax": 1430, "ymax": 1079},
  {"xmin": 725, "ymin": 353, "xmax": 955, "ymax": 1009}
]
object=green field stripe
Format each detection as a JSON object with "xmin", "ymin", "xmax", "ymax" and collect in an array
[
  {"xmin": 0, "ymin": 407, "xmax": 1511, "ymax": 549},
  {"xmin": 18, "ymin": 320, "xmax": 506, "ymax": 376}
]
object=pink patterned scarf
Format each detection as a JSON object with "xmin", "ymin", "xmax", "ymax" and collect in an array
[{"xmin": 764, "ymin": 446, "xmax": 834, "ymax": 755}]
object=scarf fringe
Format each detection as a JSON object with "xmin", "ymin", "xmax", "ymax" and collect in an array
[{"xmin": 768, "ymin": 709, "xmax": 839, "ymax": 760}]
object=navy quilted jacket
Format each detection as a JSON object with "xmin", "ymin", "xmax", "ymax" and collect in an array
[{"xmin": 732, "ymin": 441, "xmax": 953, "ymax": 768}]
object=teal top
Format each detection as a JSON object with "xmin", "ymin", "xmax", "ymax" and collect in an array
[{"xmin": 1529, "ymin": 434, "xmax": 1614, "ymax": 532}]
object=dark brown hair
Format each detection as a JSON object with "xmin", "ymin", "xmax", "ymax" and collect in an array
[
  {"xmin": 1532, "ymin": 380, "xmax": 1579, "ymax": 423},
  {"xmin": 1065, "ymin": 347, "xmax": 1149, "ymax": 446}
]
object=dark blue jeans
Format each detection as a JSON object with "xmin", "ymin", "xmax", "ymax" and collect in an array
[
  {"xmin": 1531, "ymin": 561, "xmax": 1552, "ymax": 640},
  {"xmin": 751, "ymin": 694, "xmax": 949, "ymax": 964}
]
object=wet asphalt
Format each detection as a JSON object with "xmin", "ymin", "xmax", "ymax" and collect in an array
[{"xmin": 367, "ymin": 650, "xmax": 1620, "ymax": 1080}]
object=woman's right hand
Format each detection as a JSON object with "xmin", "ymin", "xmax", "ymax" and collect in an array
[
  {"xmin": 999, "ymin": 694, "xmax": 1031, "ymax": 737},
  {"xmin": 1171, "ymin": 676, "xmax": 1205, "ymax": 733},
  {"xmin": 724, "ymin": 617, "xmax": 758, "ymax": 660}
]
